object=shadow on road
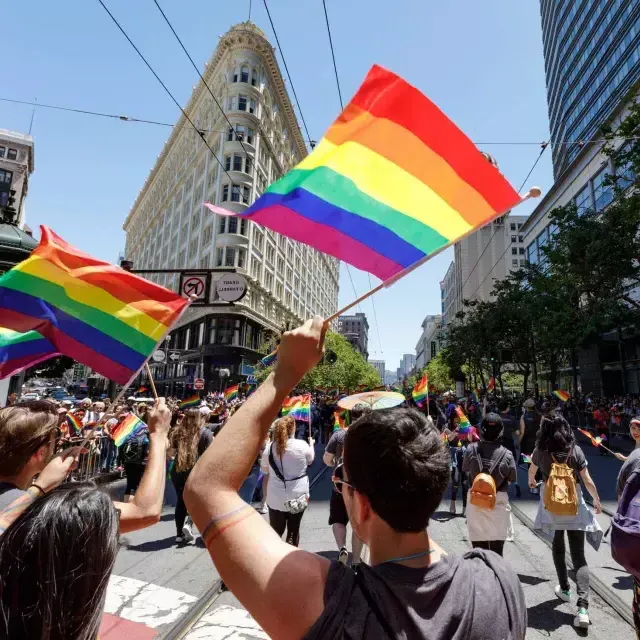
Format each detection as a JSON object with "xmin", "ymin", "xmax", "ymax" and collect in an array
[
  {"xmin": 123, "ymin": 535, "xmax": 177, "ymax": 552},
  {"xmin": 527, "ymin": 598, "xmax": 587, "ymax": 636}
]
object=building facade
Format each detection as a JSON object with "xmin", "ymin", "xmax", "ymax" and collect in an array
[
  {"xmin": 440, "ymin": 260, "xmax": 457, "ymax": 329},
  {"xmin": 521, "ymin": 2, "xmax": 640, "ymax": 395},
  {"xmin": 541, "ymin": 0, "xmax": 640, "ymax": 177},
  {"xmin": 337, "ymin": 312, "xmax": 369, "ymax": 359},
  {"xmin": 415, "ymin": 314, "xmax": 442, "ymax": 369},
  {"xmin": 122, "ymin": 22, "xmax": 339, "ymax": 394},
  {"xmin": 368, "ymin": 359, "xmax": 385, "ymax": 381},
  {"xmin": 396, "ymin": 353, "xmax": 416, "ymax": 380},
  {"xmin": 0, "ymin": 129, "xmax": 34, "ymax": 228}
]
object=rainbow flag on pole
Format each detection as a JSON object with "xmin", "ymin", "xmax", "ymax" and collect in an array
[
  {"xmin": 0, "ymin": 227, "xmax": 189, "ymax": 385},
  {"xmin": 66, "ymin": 412, "xmax": 83, "ymax": 436},
  {"xmin": 179, "ymin": 394, "xmax": 200, "ymax": 409},
  {"xmin": 412, "ymin": 374, "xmax": 429, "ymax": 406},
  {"xmin": 112, "ymin": 413, "xmax": 147, "ymax": 447},
  {"xmin": 553, "ymin": 390, "xmax": 570, "ymax": 402},
  {"xmin": 260, "ymin": 349, "xmax": 278, "ymax": 367},
  {"xmin": 204, "ymin": 65, "xmax": 522, "ymax": 281},
  {"xmin": 0, "ymin": 327, "xmax": 58, "ymax": 379},
  {"xmin": 333, "ymin": 409, "xmax": 347, "ymax": 431},
  {"xmin": 224, "ymin": 384, "xmax": 239, "ymax": 402},
  {"xmin": 455, "ymin": 406, "xmax": 472, "ymax": 434},
  {"xmin": 282, "ymin": 394, "xmax": 311, "ymax": 421}
]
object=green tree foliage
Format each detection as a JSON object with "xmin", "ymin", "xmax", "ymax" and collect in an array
[{"xmin": 255, "ymin": 331, "xmax": 380, "ymax": 392}]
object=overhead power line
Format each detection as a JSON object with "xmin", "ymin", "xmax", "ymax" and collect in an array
[
  {"xmin": 150, "ymin": 0, "xmax": 251, "ymax": 159},
  {"xmin": 95, "ymin": 0, "xmax": 237, "ymax": 185}
]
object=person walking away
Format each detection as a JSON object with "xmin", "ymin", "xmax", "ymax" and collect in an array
[
  {"xmin": 528, "ymin": 414, "xmax": 603, "ymax": 629},
  {"xmin": 168, "ymin": 407, "xmax": 213, "ymax": 543},
  {"xmin": 593, "ymin": 403, "xmax": 610, "ymax": 455},
  {"xmin": 184, "ymin": 318, "xmax": 527, "ymax": 639},
  {"xmin": 519, "ymin": 398, "xmax": 542, "ymax": 494},
  {"xmin": 613, "ymin": 417, "xmax": 640, "ymax": 638},
  {"xmin": 498, "ymin": 400, "xmax": 521, "ymax": 497},
  {"xmin": 260, "ymin": 415, "xmax": 314, "ymax": 546},
  {"xmin": 445, "ymin": 402, "xmax": 471, "ymax": 516},
  {"xmin": 323, "ymin": 404, "xmax": 369, "ymax": 565},
  {"xmin": 463, "ymin": 413, "xmax": 517, "ymax": 556}
]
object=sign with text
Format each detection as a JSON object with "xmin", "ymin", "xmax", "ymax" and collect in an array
[{"xmin": 216, "ymin": 273, "xmax": 247, "ymax": 302}]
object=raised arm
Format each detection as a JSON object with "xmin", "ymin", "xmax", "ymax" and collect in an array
[
  {"xmin": 184, "ymin": 318, "xmax": 330, "ymax": 640},
  {"xmin": 114, "ymin": 398, "xmax": 171, "ymax": 533}
]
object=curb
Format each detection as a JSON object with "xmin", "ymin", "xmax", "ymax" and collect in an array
[{"xmin": 510, "ymin": 502, "xmax": 633, "ymax": 627}]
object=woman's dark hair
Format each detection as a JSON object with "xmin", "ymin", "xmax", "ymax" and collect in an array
[
  {"xmin": 344, "ymin": 408, "xmax": 450, "ymax": 533},
  {"xmin": 535, "ymin": 414, "xmax": 575, "ymax": 454},
  {"xmin": 0, "ymin": 483, "xmax": 119, "ymax": 640}
]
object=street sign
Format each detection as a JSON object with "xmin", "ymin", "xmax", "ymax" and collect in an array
[
  {"xmin": 216, "ymin": 273, "xmax": 247, "ymax": 302},
  {"xmin": 168, "ymin": 351, "xmax": 181, "ymax": 362},
  {"xmin": 179, "ymin": 272, "xmax": 210, "ymax": 304},
  {"xmin": 152, "ymin": 350, "xmax": 166, "ymax": 363},
  {"xmin": 194, "ymin": 378, "xmax": 205, "ymax": 390}
]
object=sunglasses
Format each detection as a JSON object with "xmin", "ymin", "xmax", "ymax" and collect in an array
[{"xmin": 331, "ymin": 463, "xmax": 355, "ymax": 495}]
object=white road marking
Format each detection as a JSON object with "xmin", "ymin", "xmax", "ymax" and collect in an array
[{"xmin": 185, "ymin": 605, "xmax": 269, "ymax": 639}]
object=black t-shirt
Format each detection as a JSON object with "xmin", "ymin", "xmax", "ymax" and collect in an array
[
  {"xmin": 325, "ymin": 429, "xmax": 346, "ymax": 465},
  {"xmin": 303, "ymin": 551, "xmax": 526, "ymax": 639},
  {"xmin": 500, "ymin": 413, "xmax": 518, "ymax": 441}
]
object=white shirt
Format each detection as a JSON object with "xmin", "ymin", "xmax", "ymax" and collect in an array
[{"xmin": 261, "ymin": 438, "xmax": 314, "ymax": 511}]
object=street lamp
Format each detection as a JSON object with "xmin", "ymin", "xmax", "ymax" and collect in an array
[
  {"xmin": 218, "ymin": 368, "xmax": 230, "ymax": 393},
  {"xmin": 164, "ymin": 334, "xmax": 171, "ymax": 396}
]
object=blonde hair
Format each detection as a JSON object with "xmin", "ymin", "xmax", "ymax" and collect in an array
[
  {"xmin": 174, "ymin": 409, "xmax": 203, "ymax": 472},
  {"xmin": 272, "ymin": 416, "xmax": 295, "ymax": 457}
]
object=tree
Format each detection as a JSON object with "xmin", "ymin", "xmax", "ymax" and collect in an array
[
  {"xmin": 24, "ymin": 356, "xmax": 74, "ymax": 382},
  {"xmin": 425, "ymin": 351, "xmax": 454, "ymax": 391}
]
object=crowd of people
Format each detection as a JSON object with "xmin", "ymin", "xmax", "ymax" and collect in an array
[{"xmin": 0, "ymin": 319, "xmax": 639, "ymax": 638}]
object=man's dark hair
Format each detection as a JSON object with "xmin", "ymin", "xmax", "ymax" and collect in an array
[
  {"xmin": 349, "ymin": 404, "xmax": 372, "ymax": 423},
  {"xmin": 343, "ymin": 408, "xmax": 450, "ymax": 533},
  {"xmin": 498, "ymin": 400, "xmax": 510, "ymax": 412}
]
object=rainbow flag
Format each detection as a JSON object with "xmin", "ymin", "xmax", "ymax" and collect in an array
[
  {"xmin": 455, "ymin": 406, "xmax": 471, "ymax": 434},
  {"xmin": 66, "ymin": 412, "xmax": 83, "ymax": 436},
  {"xmin": 224, "ymin": 384, "xmax": 239, "ymax": 402},
  {"xmin": 0, "ymin": 327, "xmax": 58, "ymax": 379},
  {"xmin": 137, "ymin": 385, "xmax": 148, "ymax": 394},
  {"xmin": 0, "ymin": 227, "xmax": 189, "ymax": 385},
  {"xmin": 260, "ymin": 349, "xmax": 278, "ymax": 367},
  {"xmin": 112, "ymin": 413, "xmax": 147, "ymax": 447},
  {"xmin": 578, "ymin": 428, "xmax": 607, "ymax": 448},
  {"xmin": 470, "ymin": 389, "xmax": 479, "ymax": 403},
  {"xmin": 521, "ymin": 453, "xmax": 532, "ymax": 464},
  {"xmin": 333, "ymin": 409, "xmax": 346, "ymax": 431},
  {"xmin": 487, "ymin": 377, "xmax": 496, "ymax": 393},
  {"xmin": 412, "ymin": 374, "xmax": 429, "ymax": 406},
  {"xmin": 179, "ymin": 394, "xmax": 200, "ymax": 409},
  {"xmin": 204, "ymin": 65, "xmax": 521, "ymax": 281},
  {"xmin": 282, "ymin": 394, "xmax": 311, "ymax": 421},
  {"xmin": 553, "ymin": 390, "xmax": 570, "ymax": 402}
]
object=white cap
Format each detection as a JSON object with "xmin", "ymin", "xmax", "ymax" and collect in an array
[{"xmin": 200, "ymin": 406, "xmax": 212, "ymax": 415}]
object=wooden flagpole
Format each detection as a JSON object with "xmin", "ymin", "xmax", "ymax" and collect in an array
[{"xmin": 325, "ymin": 188, "xmax": 541, "ymax": 324}]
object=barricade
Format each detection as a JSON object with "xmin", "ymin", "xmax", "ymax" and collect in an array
[{"xmin": 58, "ymin": 435, "xmax": 114, "ymax": 482}]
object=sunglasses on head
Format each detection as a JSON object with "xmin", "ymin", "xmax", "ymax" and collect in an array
[{"xmin": 331, "ymin": 463, "xmax": 355, "ymax": 495}]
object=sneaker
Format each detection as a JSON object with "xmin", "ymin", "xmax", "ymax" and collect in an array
[
  {"xmin": 175, "ymin": 535, "xmax": 184, "ymax": 543},
  {"xmin": 338, "ymin": 547, "xmax": 349, "ymax": 566},
  {"xmin": 449, "ymin": 501, "xmax": 456, "ymax": 515},
  {"xmin": 555, "ymin": 585, "xmax": 572, "ymax": 602},
  {"xmin": 257, "ymin": 505, "xmax": 268, "ymax": 515},
  {"xmin": 182, "ymin": 522, "xmax": 195, "ymax": 543},
  {"xmin": 574, "ymin": 608, "xmax": 590, "ymax": 628}
]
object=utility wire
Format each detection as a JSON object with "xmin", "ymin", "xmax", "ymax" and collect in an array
[
  {"xmin": 150, "ymin": 0, "xmax": 251, "ymax": 158},
  {"xmin": 262, "ymin": 0, "xmax": 312, "ymax": 145},
  {"xmin": 95, "ymin": 0, "xmax": 237, "ymax": 186},
  {"xmin": 322, "ymin": 0, "xmax": 343, "ymax": 111}
]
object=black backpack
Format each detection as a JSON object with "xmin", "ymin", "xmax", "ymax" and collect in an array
[{"xmin": 123, "ymin": 431, "xmax": 150, "ymax": 464}]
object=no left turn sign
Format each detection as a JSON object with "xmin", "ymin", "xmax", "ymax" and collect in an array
[{"xmin": 181, "ymin": 275, "xmax": 206, "ymax": 300}]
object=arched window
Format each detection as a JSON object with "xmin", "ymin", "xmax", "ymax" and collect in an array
[
  {"xmin": 240, "ymin": 65, "xmax": 249, "ymax": 83},
  {"xmin": 251, "ymin": 69, "xmax": 258, "ymax": 87}
]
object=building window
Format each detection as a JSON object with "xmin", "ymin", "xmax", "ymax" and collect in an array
[
  {"xmin": 217, "ymin": 318, "xmax": 235, "ymax": 345},
  {"xmin": 266, "ymin": 244, "xmax": 275, "ymax": 265},
  {"xmin": 0, "ymin": 169, "xmax": 13, "ymax": 184},
  {"xmin": 242, "ymin": 186, "xmax": 251, "ymax": 203},
  {"xmin": 251, "ymin": 69, "xmax": 258, "ymax": 87},
  {"xmin": 222, "ymin": 184, "xmax": 229, "ymax": 201},
  {"xmin": 264, "ymin": 270, "xmax": 274, "ymax": 292},
  {"xmin": 511, "ymin": 235, "xmax": 517, "ymax": 243},
  {"xmin": 202, "ymin": 224, "xmax": 212, "ymax": 245},
  {"xmin": 512, "ymin": 247, "xmax": 518, "ymax": 255},
  {"xmin": 592, "ymin": 168, "xmax": 613, "ymax": 212},
  {"xmin": 216, "ymin": 248, "xmax": 223, "ymax": 267},
  {"xmin": 225, "ymin": 155, "xmax": 231, "ymax": 171},
  {"xmin": 512, "ymin": 259, "xmax": 518, "ymax": 267},
  {"xmin": 238, "ymin": 247, "xmax": 246, "ymax": 269},
  {"xmin": 240, "ymin": 66, "xmax": 249, "ymax": 83},
  {"xmin": 7, "ymin": 149, "xmax": 17, "ymax": 160},
  {"xmin": 240, "ymin": 218, "xmax": 248, "ymax": 236},
  {"xmin": 245, "ymin": 157, "xmax": 253, "ymax": 174},
  {"xmin": 225, "ymin": 247, "xmax": 236, "ymax": 267},
  {"xmin": 526, "ymin": 241, "xmax": 538, "ymax": 265},
  {"xmin": 228, "ymin": 216, "xmax": 238, "ymax": 234},
  {"xmin": 233, "ymin": 155, "xmax": 243, "ymax": 172},
  {"xmin": 231, "ymin": 185, "xmax": 241, "ymax": 202},
  {"xmin": 238, "ymin": 95, "xmax": 247, "ymax": 111},
  {"xmin": 227, "ymin": 127, "xmax": 235, "ymax": 142},
  {"xmin": 247, "ymin": 128, "xmax": 255, "ymax": 145},
  {"xmin": 575, "ymin": 184, "xmax": 592, "ymax": 213},
  {"xmin": 519, "ymin": 247, "xmax": 525, "ymax": 255},
  {"xmin": 218, "ymin": 216, "xmax": 226, "ymax": 234},
  {"xmin": 510, "ymin": 223, "xmax": 516, "ymax": 231},
  {"xmin": 0, "ymin": 147, "xmax": 4, "ymax": 158},
  {"xmin": 199, "ymin": 255, "xmax": 210, "ymax": 269}
]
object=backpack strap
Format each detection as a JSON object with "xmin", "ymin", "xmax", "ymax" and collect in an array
[
  {"xmin": 474, "ymin": 443, "xmax": 485, "ymax": 475},
  {"xmin": 268, "ymin": 444, "xmax": 307, "ymax": 488},
  {"xmin": 353, "ymin": 565, "xmax": 395, "ymax": 639}
]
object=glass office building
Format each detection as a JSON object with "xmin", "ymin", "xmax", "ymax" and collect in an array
[{"xmin": 540, "ymin": 0, "xmax": 640, "ymax": 178}]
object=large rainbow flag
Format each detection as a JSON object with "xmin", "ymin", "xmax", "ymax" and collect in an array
[
  {"xmin": 0, "ymin": 227, "xmax": 189, "ymax": 384},
  {"xmin": 224, "ymin": 384, "xmax": 239, "ymax": 402},
  {"xmin": 455, "ymin": 406, "xmax": 472, "ymax": 434},
  {"xmin": 412, "ymin": 374, "xmax": 429, "ymax": 406},
  {"xmin": 204, "ymin": 65, "xmax": 522, "ymax": 281},
  {"xmin": 553, "ymin": 389, "xmax": 570, "ymax": 402},
  {"xmin": 179, "ymin": 394, "xmax": 200, "ymax": 409},
  {"xmin": 112, "ymin": 413, "xmax": 147, "ymax": 447},
  {"xmin": 0, "ymin": 327, "xmax": 58, "ymax": 379},
  {"xmin": 281, "ymin": 394, "xmax": 311, "ymax": 421}
]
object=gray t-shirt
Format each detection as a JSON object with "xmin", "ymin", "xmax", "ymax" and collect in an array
[
  {"xmin": 325, "ymin": 429, "xmax": 346, "ymax": 465},
  {"xmin": 617, "ymin": 448, "xmax": 640, "ymax": 498},
  {"xmin": 0, "ymin": 482, "xmax": 27, "ymax": 510},
  {"xmin": 531, "ymin": 445, "xmax": 587, "ymax": 482},
  {"xmin": 462, "ymin": 442, "xmax": 517, "ymax": 492},
  {"xmin": 303, "ymin": 551, "xmax": 526, "ymax": 639}
]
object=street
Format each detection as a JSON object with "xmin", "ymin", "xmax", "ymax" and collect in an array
[{"xmin": 99, "ymin": 440, "xmax": 636, "ymax": 640}]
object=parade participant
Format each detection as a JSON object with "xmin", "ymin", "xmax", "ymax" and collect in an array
[
  {"xmin": 0, "ymin": 398, "xmax": 171, "ymax": 533},
  {"xmin": 528, "ymin": 414, "xmax": 603, "ymax": 629},
  {"xmin": 593, "ymin": 403, "xmax": 610, "ymax": 454},
  {"xmin": 323, "ymin": 404, "xmax": 369, "ymax": 565},
  {"xmin": 168, "ymin": 407, "xmax": 213, "ymax": 543},
  {"xmin": 445, "ymin": 402, "xmax": 471, "ymax": 515},
  {"xmin": 498, "ymin": 400, "xmax": 521, "ymax": 497},
  {"xmin": 614, "ymin": 416, "xmax": 640, "ymax": 463},
  {"xmin": 185, "ymin": 318, "xmax": 526, "ymax": 640},
  {"xmin": 462, "ymin": 413, "xmax": 516, "ymax": 556},
  {"xmin": 260, "ymin": 415, "xmax": 314, "ymax": 546},
  {"xmin": 519, "ymin": 398, "xmax": 541, "ymax": 494}
]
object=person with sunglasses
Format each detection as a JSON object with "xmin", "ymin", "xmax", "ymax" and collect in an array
[{"xmin": 184, "ymin": 318, "xmax": 526, "ymax": 640}]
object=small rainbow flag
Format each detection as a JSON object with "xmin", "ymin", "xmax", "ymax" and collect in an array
[
  {"xmin": 333, "ymin": 409, "xmax": 346, "ymax": 431},
  {"xmin": 224, "ymin": 384, "xmax": 239, "ymax": 402},
  {"xmin": 137, "ymin": 386, "xmax": 148, "ymax": 394},
  {"xmin": 487, "ymin": 377, "xmax": 496, "ymax": 393},
  {"xmin": 455, "ymin": 406, "xmax": 471, "ymax": 434},
  {"xmin": 578, "ymin": 428, "xmax": 607, "ymax": 448},
  {"xmin": 112, "ymin": 413, "xmax": 146, "ymax": 447},
  {"xmin": 203, "ymin": 65, "xmax": 522, "ymax": 281},
  {"xmin": 470, "ymin": 389, "xmax": 479, "ymax": 403},
  {"xmin": 260, "ymin": 349, "xmax": 278, "ymax": 367},
  {"xmin": 179, "ymin": 394, "xmax": 200, "ymax": 409},
  {"xmin": 282, "ymin": 394, "xmax": 311, "ymax": 421},
  {"xmin": 0, "ymin": 227, "xmax": 189, "ymax": 384},
  {"xmin": 521, "ymin": 453, "xmax": 532, "ymax": 464},
  {"xmin": 0, "ymin": 327, "xmax": 58, "ymax": 379},
  {"xmin": 553, "ymin": 390, "xmax": 570, "ymax": 402},
  {"xmin": 412, "ymin": 374, "xmax": 429, "ymax": 406},
  {"xmin": 66, "ymin": 412, "xmax": 83, "ymax": 436}
]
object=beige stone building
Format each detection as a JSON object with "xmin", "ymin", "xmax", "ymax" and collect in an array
[{"xmin": 0, "ymin": 129, "xmax": 34, "ymax": 227}]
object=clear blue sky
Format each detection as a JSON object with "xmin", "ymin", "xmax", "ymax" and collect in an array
[{"xmin": 1, "ymin": 0, "xmax": 553, "ymax": 369}]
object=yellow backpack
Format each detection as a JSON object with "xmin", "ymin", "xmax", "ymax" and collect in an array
[
  {"xmin": 544, "ymin": 453, "xmax": 578, "ymax": 516},
  {"xmin": 470, "ymin": 446, "xmax": 507, "ymax": 510}
]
